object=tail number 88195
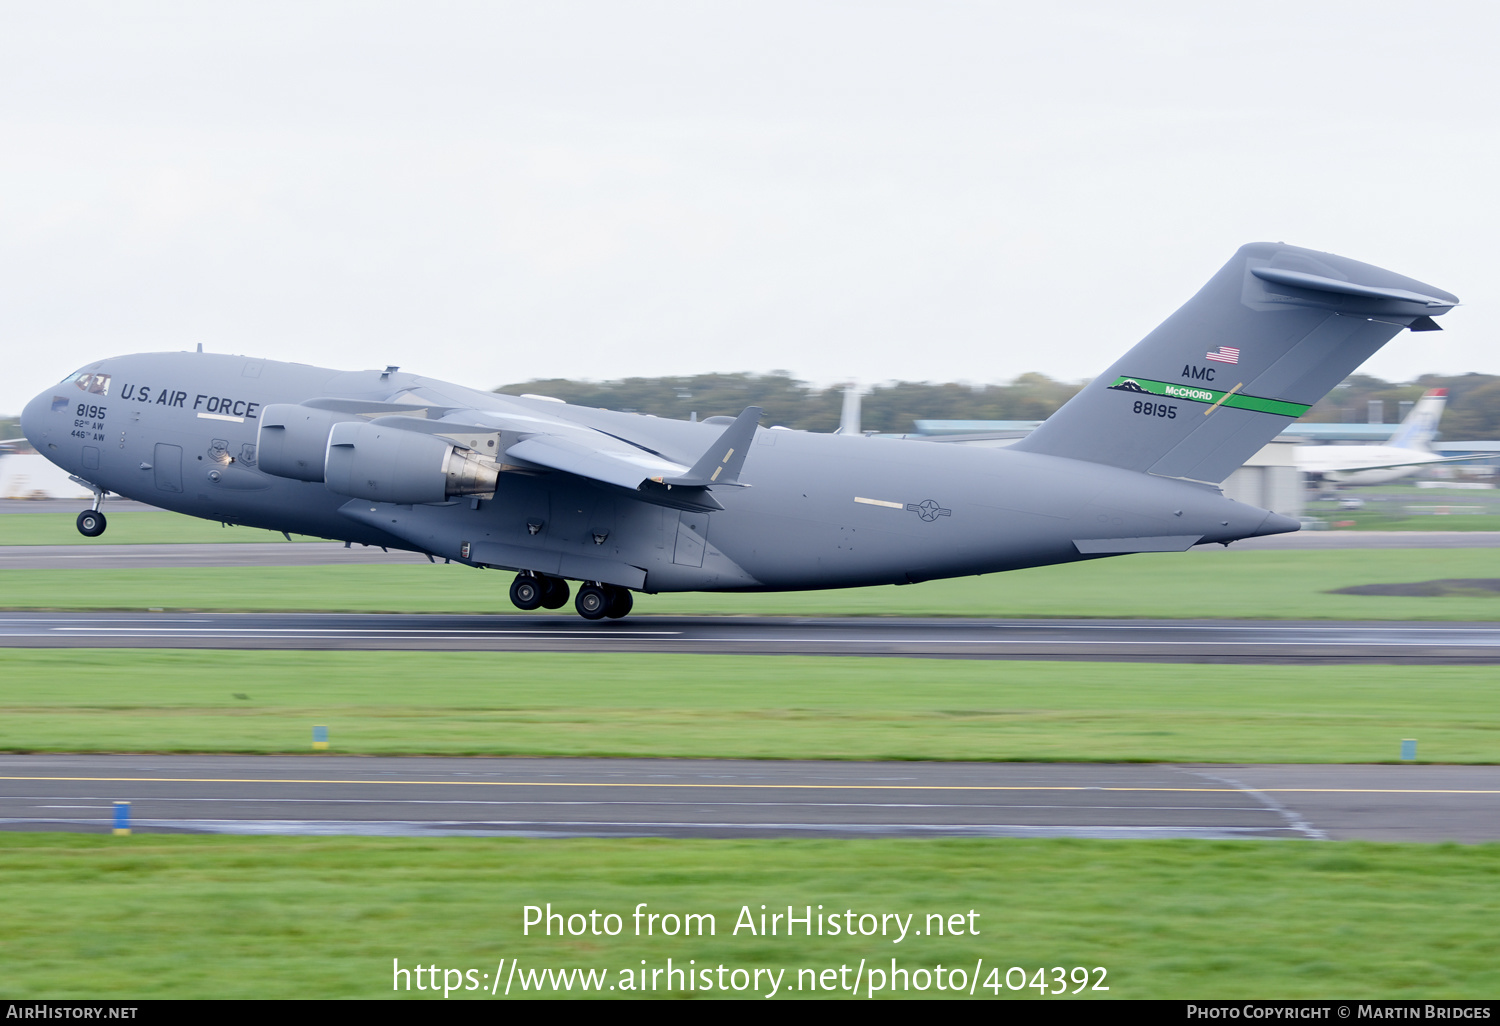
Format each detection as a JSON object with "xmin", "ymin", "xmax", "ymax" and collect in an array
[{"xmin": 1132, "ymin": 400, "xmax": 1176, "ymax": 419}]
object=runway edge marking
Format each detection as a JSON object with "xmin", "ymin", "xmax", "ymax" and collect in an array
[{"xmin": 3, "ymin": 776, "xmax": 1500, "ymax": 795}]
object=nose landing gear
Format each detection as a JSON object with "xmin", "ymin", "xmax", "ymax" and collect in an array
[
  {"xmin": 76, "ymin": 509, "xmax": 107, "ymax": 537},
  {"xmin": 75, "ymin": 484, "xmax": 109, "ymax": 537}
]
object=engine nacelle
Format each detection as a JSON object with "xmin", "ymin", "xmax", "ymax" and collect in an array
[
  {"xmin": 324, "ymin": 421, "xmax": 499, "ymax": 504},
  {"xmin": 257, "ymin": 405, "xmax": 347, "ymax": 482}
]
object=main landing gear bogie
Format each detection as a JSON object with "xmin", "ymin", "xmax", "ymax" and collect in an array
[
  {"xmin": 508, "ymin": 573, "xmax": 573, "ymax": 612},
  {"xmin": 509, "ymin": 572, "xmax": 632, "ymax": 619},
  {"xmin": 509, "ymin": 574, "xmax": 544, "ymax": 610},
  {"xmin": 575, "ymin": 582, "xmax": 634, "ymax": 621},
  {"xmin": 540, "ymin": 576, "xmax": 570, "ymax": 610}
]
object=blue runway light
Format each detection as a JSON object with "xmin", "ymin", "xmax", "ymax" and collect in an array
[
  {"xmin": 112, "ymin": 801, "xmax": 130, "ymax": 836},
  {"xmin": 313, "ymin": 725, "xmax": 329, "ymax": 750},
  {"xmin": 1401, "ymin": 739, "xmax": 1417, "ymax": 761}
]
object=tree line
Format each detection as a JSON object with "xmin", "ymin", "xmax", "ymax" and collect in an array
[
  {"xmin": 495, "ymin": 372, "xmax": 1086, "ymax": 434},
  {"xmin": 497, "ymin": 371, "xmax": 1500, "ymax": 439},
  {"xmin": 1303, "ymin": 373, "xmax": 1500, "ymax": 438}
]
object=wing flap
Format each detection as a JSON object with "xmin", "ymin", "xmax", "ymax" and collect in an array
[
  {"xmin": 502, "ymin": 407, "xmax": 762, "ymax": 510},
  {"xmin": 505, "ymin": 435, "xmax": 687, "ymax": 491}
]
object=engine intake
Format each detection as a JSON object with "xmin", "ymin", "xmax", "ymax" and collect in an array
[{"xmin": 257, "ymin": 404, "xmax": 347, "ymax": 482}]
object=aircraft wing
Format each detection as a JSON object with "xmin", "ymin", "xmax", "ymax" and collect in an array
[
  {"xmin": 502, "ymin": 405, "xmax": 761, "ymax": 510},
  {"xmin": 288, "ymin": 395, "xmax": 763, "ymax": 512},
  {"xmin": 505, "ymin": 434, "xmax": 689, "ymax": 490}
]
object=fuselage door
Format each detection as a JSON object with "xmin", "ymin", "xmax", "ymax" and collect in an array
[
  {"xmin": 153, "ymin": 443, "xmax": 184, "ymax": 493},
  {"xmin": 672, "ymin": 511, "xmax": 709, "ymax": 567}
]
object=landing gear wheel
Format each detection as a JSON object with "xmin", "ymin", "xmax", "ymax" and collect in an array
[
  {"xmin": 575, "ymin": 583, "xmax": 610, "ymax": 620},
  {"xmin": 540, "ymin": 577, "xmax": 570, "ymax": 609},
  {"xmin": 76, "ymin": 510, "xmax": 107, "ymax": 537},
  {"xmin": 509, "ymin": 574, "xmax": 543, "ymax": 611},
  {"xmin": 605, "ymin": 587, "xmax": 633, "ymax": 619}
]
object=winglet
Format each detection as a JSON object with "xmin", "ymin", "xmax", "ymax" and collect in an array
[{"xmin": 668, "ymin": 406, "xmax": 762, "ymax": 487}]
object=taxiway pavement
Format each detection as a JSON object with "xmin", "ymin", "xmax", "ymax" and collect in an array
[{"xmin": 2, "ymin": 755, "xmax": 1494, "ymax": 843}]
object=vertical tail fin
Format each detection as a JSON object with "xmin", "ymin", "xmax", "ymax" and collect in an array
[
  {"xmin": 1386, "ymin": 389, "xmax": 1447, "ymax": 451},
  {"xmin": 1012, "ymin": 243, "xmax": 1458, "ymax": 483}
]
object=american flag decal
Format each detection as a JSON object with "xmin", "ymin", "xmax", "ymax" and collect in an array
[{"xmin": 1205, "ymin": 346, "xmax": 1240, "ymax": 365}]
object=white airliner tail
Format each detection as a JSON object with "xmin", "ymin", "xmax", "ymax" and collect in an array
[
  {"xmin": 1386, "ymin": 389, "xmax": 1447, "ymax": 451},
  {"xmin": 1298, "ymin": 388, "xmax": 1459, "ymax": 485}
]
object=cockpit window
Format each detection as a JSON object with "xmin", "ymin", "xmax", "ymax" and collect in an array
[{"xmin": 70, "ymin": 371, "xmax": 110, "ymax": 396}]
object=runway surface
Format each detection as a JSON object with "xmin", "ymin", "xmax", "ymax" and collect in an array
[
  {"xmin": 2, "ymin": 611, "xmax": 1498, "ymax": 661},
  {"xmin": 3, "ymin": 755, "xmax": 1496, "ymax": 842},
  {"xmin": 4, "ymin": 532, "xmax": 1500, "ymax": 569}
]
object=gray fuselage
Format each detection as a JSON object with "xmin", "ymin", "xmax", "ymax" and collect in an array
[{"xmin": 22, "ymin": 351, "xmax": 1292, "ymax": 593}]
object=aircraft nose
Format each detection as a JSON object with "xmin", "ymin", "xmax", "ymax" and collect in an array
[{"xmin": 19, "ymin": 390, "xmax": 54, "ymax": 446}]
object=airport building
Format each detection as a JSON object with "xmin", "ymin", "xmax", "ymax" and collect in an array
[{"xmin": 0, "ymin": 447, "xmax": 94, "ymax": 500}]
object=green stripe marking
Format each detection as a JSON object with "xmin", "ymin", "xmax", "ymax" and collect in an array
[{"xmin": 1109, "ymin": 377, "xmax": 1309, "ymax": 418}]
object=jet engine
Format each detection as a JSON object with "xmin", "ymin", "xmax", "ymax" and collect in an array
[
  {"xmin": 257, "ymin": 404, "xmax": 345, "ymax": 482},
  {"xmin": 258, "ymin": 404, "xmax": 499, "ymax": 504},
  {"xmin": 323, "ymin": 421, "xmax": 499, "ymax": 504}
]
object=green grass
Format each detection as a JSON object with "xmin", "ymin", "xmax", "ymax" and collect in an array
[
  {"xmin": 0, "ymin": 511, "xmax": 321, "ymax": 545},
  {"xmin": 1303, "ymin": 485, "xmax": 1500, "ymax": 530},
  {"xmin": 3, "ymin": 651, "xmax": 1496, "ymax": 763},
  {"xmin": 3, "ymin": 548, "xmax": 1499, "ymax": 618},
  {"xmin": 1, "ymin": 833, "xmax": 1496, "ymax": 999}
]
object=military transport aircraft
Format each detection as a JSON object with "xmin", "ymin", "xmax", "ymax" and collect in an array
[{"xmin": 20, "ymin": 242, "xmax": 1458, "ymax": 619}]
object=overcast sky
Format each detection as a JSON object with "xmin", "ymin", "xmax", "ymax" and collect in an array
[{"xmin": 3, "ymin": 1, "xmax": 1496, "ymax": 414}]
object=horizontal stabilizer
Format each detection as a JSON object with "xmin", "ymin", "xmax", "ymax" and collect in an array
[{"xmin": 1249, "ymin": 267, "xmax": 1457, "ymax": 312}]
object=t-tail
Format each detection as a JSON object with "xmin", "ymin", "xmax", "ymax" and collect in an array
[
  {"xmin": 1386, "ymin": 389, "xmax": 1448, "ymax": 451},
  {"xmin": 1012, "ymin": 243, "xmax": 1458, "ymax": 483}
]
